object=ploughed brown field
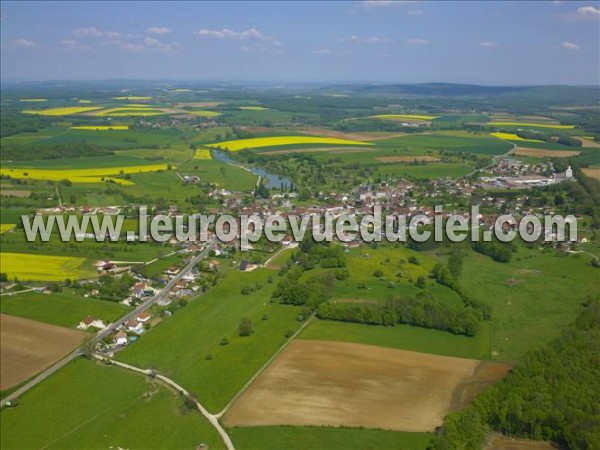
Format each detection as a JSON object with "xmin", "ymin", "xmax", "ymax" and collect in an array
[
  {"xmin": 241, "ymin": 126, "xmax": 408, "ymax": 142},
  {"xmin": 376, "ymin": 156, "xmax": 440, "ymax": 163},
  {"xmin": 576, "ymin": 137, "xmax": 600, "ymax": 148},
  {"xmin": 513, "ymin": 147, "xmax": 580, "ymax": 158},
  {"xmin": 0, "ymin": 314, "xmax": 87, "ymax": 390},
  {"xmin": 223, "ymin": 340, "xmax": 511, "ymax": 432},
  {"xmin": 0, "ymin": 190, "xmax": 31, "ymax": 198},
  {"xmin": 582, "ymin": 167, "xmax": 600, "ymax": 180},
  {"xmin": 260, "ymin": 146, "xmax": 373, "ymax": 155}
]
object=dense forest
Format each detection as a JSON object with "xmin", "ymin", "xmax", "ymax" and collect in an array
[{"xmin": 432, "ymin": 300, "xmax": 600, "ymax": 449}]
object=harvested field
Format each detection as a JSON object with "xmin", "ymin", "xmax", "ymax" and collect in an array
[
  {"xmin": 223, "ymin": 340, "xmax": 510, "ymax": 432},
  {"xmin": 0, "ymin": 314, "xmax": 87, "ymax": 390},
  {"xmin": 0, "ymin": 190, "xmax": 31, "ymax": 197},
  {"xmin": 514, "ymin": 147, "xmax": 581, "ymax": 158},
  {"xmin": 377, "ymin": 156, "xmax": 440, "ymax": 163},
  {"xmin": 487, "ymin": 435, "xmax": 559, "ymax": 450},
  {"xmin": 297, "ymin": 127, "xmax": 409, "ymax": 141},
  {"xmin": 175, "ymin": 102, "xmax": 224, "ymax": 108},
  {"xmin": 576, "ymin": 137, "xmax": 600, "ymax": 148},
  {"xmin": 582, "ymin": 167, "xmax": 600, "ymax": 180}
]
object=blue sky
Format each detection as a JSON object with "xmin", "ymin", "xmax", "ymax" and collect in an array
[{"xmin": 1, "ymin": 1, "xmax": 599, "ymax": 84}]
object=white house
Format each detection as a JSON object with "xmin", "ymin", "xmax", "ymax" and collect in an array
[
  {"xmin": 78, "ymin": 316, "xmax": 106, "ymax": 330},
  {"xmin": 113, "ymin": 331, "xmax": 128, "ymax": 346},
  {"xmin": 126, "ymin": 319, "xmax": 144, "ymax": 333}
]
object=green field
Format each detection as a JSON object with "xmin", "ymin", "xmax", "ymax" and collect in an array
[
  {"xmin": 31, "ymin": 128, "xmax": 182, "ymax": 148},
  {"xmin": 0, "ymin": 289, "xmax": 128, "ymax": 328},
  {"xmin": 301, "ymin": 319, "xmax": 492, "ymax": 360},
  {"xmin": 459, "ymin": 248, "xmax": 600, "ymax": 362},
  {"xmin": 0, "ymin": 358, "xmax": 225, "ymax": 450},
  {"xmin": 0, "ymin": 230, "xmax": 170, "ymax": 262},
  {"xmin": 228, "ymin": 426, "xmax": 432, "ymax": 450},
  {"xmin": 2, "ymin": 154, "xmax": 158, "ymax": 170},
  {"xmin": 376, "ymin": 163, "xmax": 473, "ymax": 179},
  {"xmin": 117, "ymin": 266, "xmax": 303, "ymax": 412}
]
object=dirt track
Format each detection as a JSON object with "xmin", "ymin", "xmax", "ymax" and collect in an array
[
  {"xmin": 223, "ymin": 340, "xmax": 510, "ymax": 432},
  {"xmin": 487, "ymin": 435, "xmax": 559, "ymax": 450},
  {"xmin": 376, "ymin": 156, "xmax": 440, "ymax": 163},
  {"xmin": 514, "ymin": 147, "xmax": 580, "ymax": 158},
  {"xmin": 0, "ymin": 314, "xmax": 86, "ymax": 390}
]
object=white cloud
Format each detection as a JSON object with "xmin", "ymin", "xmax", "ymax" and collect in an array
[
  {"xmin": 559, "ymin": 5, "xmax": 600, "ymax": 21},
  {"xmin": 359, "ymin": 1, "xmax": 414, "ymax": 8},
  {"xmin": 312, "ymin": 47, "xmax": 339, "ymax": 55},
  {"xmin": 194, "ymin": 27, "xmax": 283, "ymax": 53},
  {"xmin": 194, "ymin": 27, "xmax": 269, "ymax": 41},
  {"xmin": 341, "ymin": 35, "xmax": 390, "ymax": 44},
  {"xmin": 562, "ymin": 41, "xmax": 580, "ymax": 50},
  {"xmin": 146, "ymin": 26, "xmax": 172, "ymax": 35},
  {"xmin": 12, "ymin": 38, "xmax": 38, "ymax": 48},
  {"xmin": 405, "ymin": 37, "xmax": 429, "ymax": 45},
  {"xmin": 73, "ymin": 27, "xmax": 103, "ymax": 37},
  {"xmin": 478, "ymin": 41, "xmax": 499, "ymax": 48},
  {"xmin": 70, "ymin": 26, "xmax": 175, "ymax": 52},
  {"xmin": 61, "ymin": 38, "xmax": 91, "ymax": 51},
  {"xmin": 577, "ymin": 5, "xmax": 600, "ymax": 17}
]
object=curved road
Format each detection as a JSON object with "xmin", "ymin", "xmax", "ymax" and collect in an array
[{"xmin": 1, "ymin": 241, "xmax": 216, "ymax": 407}]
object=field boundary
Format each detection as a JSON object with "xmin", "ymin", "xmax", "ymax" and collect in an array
[
  {"xmin": 93, "ymin": 354, "xmax": 235, "ymax": 450},
  {"xmin": 215, "ymin": 315, "xmax": 314, "ymax": 418}
]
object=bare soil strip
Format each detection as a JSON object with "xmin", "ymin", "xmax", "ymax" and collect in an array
[
  {"xmin": 259, "ymin": 146, "xmax": 374, "ymax": 155},
  {"xmin": 376, "ymin": 156, "xmax": 440, "ymax": 163},
  {"xmin": 486, "ymin": 435, "xmax": 560, "ymax": 450},
  {"xmin": 513, "ymin": 147, "xmax": 580, "ymax": 158},
  {"xmin": 0, "ymin": 314, "xmax": 87, "ymax": 390},
  {"xmin": 223, "ymin": 340, "xmax": 510, "ymax": 432},
  {"xmin": 582, "ymin": 167, "xmax": 600, "ymax": 180},
  {"xmin": 0, "ymin": 190, "xmax": 31, "ymax": 197},
  {"xmin": 241, "ymin": 126, "xmax": 409, "ymax": 142},
  {"xmin": 576, "ymin": 137, "xmax": 600, "ymax": 148}
]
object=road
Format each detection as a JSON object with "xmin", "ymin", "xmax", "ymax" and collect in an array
[
  {"xmin": 0, "ymin": 240, "xmax": 217, "ymax": 407},
  {"xmin": 456, "ymin": 142, "xmax": 517, "ymax": 182},
  {"xmin": 93, "ymin": 355, "xmax": 236, "ymax": 450}
]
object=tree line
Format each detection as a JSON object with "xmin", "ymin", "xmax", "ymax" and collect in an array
[{"xmin": 432, "ymin": 299, "xmax": 600, "ymax": 449}]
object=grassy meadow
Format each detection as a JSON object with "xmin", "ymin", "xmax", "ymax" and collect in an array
[
  {"xmin": 0, "ymin": 358, "xmax": 225, "ymax": 450},
  {"xmin": 0, "ymin": 289, "xmax": 128, "ymax": 329},
  {"xmin": 117, "ymin": 264, "xmax": 304, "ymax": 412},
  {"xmin": 228, "ymin": 426, "xmax": 432, "ymax": 450}
]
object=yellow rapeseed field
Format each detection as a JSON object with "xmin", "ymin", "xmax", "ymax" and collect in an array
[
  {"xmin": 0, "ymin": 224, "xmax": 16, "ymax": 234},
  {"xmin": 188, "ymin": 110, "xmax": 222, "ymax": 117},
  {"xmin": 193, "ymin": 149, "xmax": 212, "ymax": 160},
  {"xmin": 487, "ymin": 122, "xmax": 575, "ymax": 129},
  {"xmin": 0, "ymin": 164, "xmax": 170, "ymax": 185},
  {"xmin": 489, "ymin": 132, "xmax": 544, "ymax": 143},
  {"xmin": 369, "ymin": 114, "xmax": 438, "ymax": 121},
  {"xmin": 70, "ymin": 126, "xmax": 129, "ymax": 131},
  {"xmin": 239, "ymin": 106, "xmax": 270, "ymax": 111},
  {"xmin": 22, "ymin": 106, "xmax": 104, "ymax": 116},
  {"xmin": 0, "ymin": 252, "xmax": 93, "ymax": 281},
  {"xmin": 94, "ymin": 108, "xmax": 166, "ymax": 117},
  {"xmin": 207, "ymin": 136, "xmax": 373, "ymax": 152}
]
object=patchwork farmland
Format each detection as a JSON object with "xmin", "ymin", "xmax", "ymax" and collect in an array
[
  {"xmin": 0, "ymin": 314, "xmax": 87, "ymax": 390},
  {"xmin": 223, "ymin": 340, "xmax": 510, "ymax": 432}
]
